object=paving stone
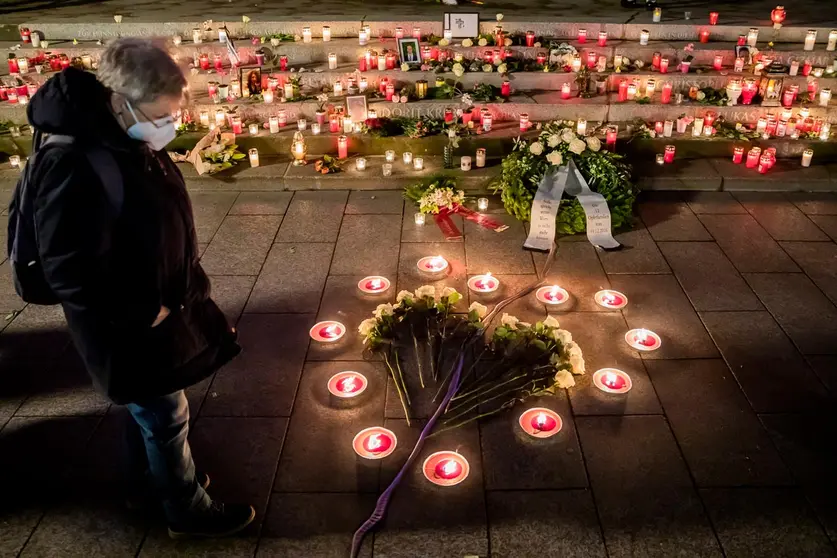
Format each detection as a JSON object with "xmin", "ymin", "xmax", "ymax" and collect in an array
[
  {"xmin": 401, "ymin": 213, "xmax": 464, "ymax": 243},
  {"xmin": 480, "ymin": 394, "xmax": 587, "ymax": 490},
  {"xmin": 396, "ymin": 242, "xmax": 468, "ymax": 308},
  {"xmin": 275, "ymin": 190, "xmax": 348, "ymax": 243},
  {"xmin": 185, "ymin": 374, "xmax": 213, "ymax": 419},
  {"xmin": 810, "ymin": 215, "xmax": 837, "ymax": 242},
  {"xmin": 201, "ymin": 314, "xmax": 313, "ymax": 417},
  {"xmin": 463, "ymin": 212, "xmax": 528, "ymax": 243},
  {"xmin": 246, "ymin": 243, "xmax": 334, "ymax": 314},
  {"xmin": 0, "ymin": 304, "xmax": 70, "ymax": 361},
  {"xmin": 559, "ymin": 312, "xmax": 663, "ymax": 415},
  {"xmin": 373, "ymin": 422, "xmax": 488, "ymax": 558},
  {"xmin": 700, "ymin": 311, "xmax": 830, "ymax": 412},
  {"xmin": 330, "ymin": 214, "xmax": 402, "ymax": 276},
  {"xmin": 229, "ymin": 191, "xmax": 293, "ymax": 215},
  {"xmin": 597, "ymin": 227, "xmax": 670, "ymax": 274},
  {"xmin": 658, "ymin": 242, "xmax": 762, "ymax": 311},
  {"xmin": 733, "ymin": 192, "xmax": 830, "ymax": 242},
  {"xmin": 805, "ymin": 355, "xmax": 837, "ymax": 392},
  {"xmin": 465, "ymin": 239, "xmax": 535, "ymax": 275},
  {"xmin": 533, "ymin": 241, "xmax": 614, "ymax": 313},
  {"xmin": 785, "ymin": 192, "xmax": 837, "ymax": 215},
  {"xmin": 259, "ymin": 493, "xmax": 376, "ymax": 558},
  {"xmin": 139, "ymin": 530, "xmax": 258, "ymax": 557},
  {"xmin": 645, "ymin": 359, "xmax": 791, "ymax": 487},
  {"xmin": 0, "ymin": 260, "xmax": 25, "ymax": 314},
  {"xmin": 200, "ymin": 215, "xmax": 283, "ymax": 276},
  {"xmin": 190, "ymin": 192, "xmax": 239, "ymax": 244},
  {"xmin": 0, "ymin": 508, "xmax": 43, "ymax": 558},
  {"xmin": 274, "ymin": 360, "xmax": 386, "ymax": 492},
  {"xmin": 701, "ymin": 488, "xmax": 835, "ymax": 558},
  {"xmin": 487, "ymin": 490, "xmax": 606, "ymax": 558},
  {"xmin": 197, "ymin": 242, "xmax": 207, "ymax": 258},
  {"xmin": 638, "ymin": 198, "xmax": 712, "ymax": 241},
  {"xmin": 208, "ymin": 275, "xmax": 256, "ymax": 325},
  {"xmin": 191, "ymin": 417, "xmax": 287, "ymax": 528},
  {"xmin": 577, "ymin": 416, "xmax": 722, "ymax": 558},
  {"xmin": 345, "ymin": 190, "xmax": 405, "ymax": 214},
  {"xmin": 637, "ymin": 158, "xmax": 722, "ymax": 191},
  {"xmin": 306, "ymin": 275, "xmax": 386, "ymax": 362},
  {"xmin": 20, "ymin": 503, "xmax": 146, "ymax": 558},
  {"xmin": 779, "ymin": 241, "xmax": 837, "ymax": 306},
  {"xmin": 608, "ymin": 274, "xmax": 719, "ymax": 360},
  {"xmin": 698, "ymin": 214, "xmax": 800, "ymax": 273},
  {"xmin": 682, "ymin": 191, "xmax": 748, "ymax": 215},
  {"xmin": 467, "ymin": 274, "xmax": 543, "ymax": 324},
  {"xmin": 743, "ymin": 273, "xmax": 837, "ymax": 355}
]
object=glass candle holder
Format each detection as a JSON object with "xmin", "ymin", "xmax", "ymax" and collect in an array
[
  {"xmin": 248, "ymin": 148, "xmax": 259, "ymax": 167},
  {"xmin": 414, "ymin": 212, "xmax": 426, "ymax": 225},
  {"xmin": 461, "ymin": 156, "xmax": 472, "ymax": 171},
  {"xmin": 413, "ymin": 157, "xmax": 424, "ymax": 171},
  {"xmin": 355, "ymin": 157, "xmax": 367, "ymax": 171},
  {"xmin": 477, "ymin": 197, "xmax": 489, "ymax": 211},
  {"xmin": 385, "ymin": 150, "xmax": 395, "ymax": 163},
  {"xmin": 382, "ymin": 163, "xmax": 392, "ymax": 177},
  {"xmin": 403, "ymin": 152, "xmax": 413, "ymax": 165}
]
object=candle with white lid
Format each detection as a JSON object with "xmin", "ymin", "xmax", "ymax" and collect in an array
[
  {"xmin": 322, "ymin": 26, "xmax": 331, "ymax": 41},
  {"xmin": 828, "ymin": 30, "xmax": 837, "ymax": 51},
  {"xmin": 802, "ymin": 149, "xmax": 813, "ymax": 167},
  {"xmin": 248, "ymin": 148, "xmax": 259, "ymax": 167},
  {"xmin": 640, "ymin": 29, "xmax": 649, "ymax": 45},
  {"xmin": 302, "ymin": 27, "xmax": 312, "ymax": 43},
  {"xmin": 804, "ymin": 30, "xmax": 817, "ymax": 51}
]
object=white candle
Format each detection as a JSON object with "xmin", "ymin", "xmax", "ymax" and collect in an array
[
  {"xmin": 249, "ymin": 123, "xmax": 259, "ymax": 135},
  {"xmin": 333, "ymin": 81, "xmax": 343, "ymax": 96},
  {"xmin": 820, "ymin": 88, "xmax": 832, "ymax": 106},
  {"xmin": 413, "ymin": 157, "xmax": 424, "ymax": 171},
  {"xmin": 693, "ymin": 117, "xmax": 704, "ymax": 136},
  {"xmin": 192, "ymin": 28, "xmax": 202, "ymax": 44},
  {"xmin": 378, "ymin": 55, "xmax": 386, "ymax": 71},
  {"xmin": 477, "ymin": 197, "xmax": 489, "ymax": 211},
  {"xmin": 476, "ymin": 148, "xmax": 486, "ymax": 168},
  {"xmin": 172, "ymin": 34, "xmax": 182, "ymax": 46},
  {"xmin": 359, "ymin": 29, "xmax": 368, "ymax": 45},
  {"xmin": 571, "ymin": 57, "xmax": 581, "ymax": 73},
  {"xmin": 31, "ymin": 33, "xmax": 41, "ymax": 48},
  {"xmin": 343, "ymin": 117, "xmax": 353, "ymax": 133},
  {"xmin": 328, "ymin": 53, "xmax": 337, "ymax": 70},
  {"xmin": 645, "ymin": 78, "xmax": 656, "ymax": 97},
  {"xmin": 17, "ymin": 95, "xmax": 28, "ymax": 106},
  {"xmin": 269, "ymin": 116, "xmax": 279, "ymax": 133},
  {"xmin": 263, "ymin": 89, "xmax": 274, "ymax": 104},
  {"xmin": 828, "ymin": 30, "xmax": 837, "ymax": 51},
  {"xmin": 248, "ymin": 148, "xmax": 259, "ymax": 167},
  {"xmin": 403, "ymin": 152, "xmax": 413, "ymax": 165},
  {"xmin": 820, "ymin": 123, "xmax": 831, "ymax": 140},
  {"xmin": 414, "ymin": 212, "xmax": 426, "ymax": 225},
  {"xmin": 802, "ymin": 149, "xmax": 813, "ymax": 167},
  {"xmin": 322, "ymin": 26, "xmax": 331, "ymax": 42},
  {"xmin": 789, "ymin": 60, "xmax": 800, "ymax": 76},
  {"xmin": 359, "ymin": 77, "xmax": 368, "ymax": 93},
  {"xmin": 461, "ymin": 156, "xmax": 472, "ymax": 171},
  {"xmin": 663, "ymin": 120, "xmax": 673, "ymax": 137},
  {"xmin": 215, "ymin": 109, "xmax": 225, "ymax": 126},
  {"xmin": 231, "ymin": 80, "xmax": 241, "ymax": 97},
  {"xmin": 199, "ymin": 111, "xmax": 210, "ymax": 127},
  {"xmin": 295, "ymin": 118, "xmax": 306, "ymax": 131},
  {"xmin": 355, "ymin": 157, "xmax": 367, "ymax": 171},
  {"xmin": 17, "ymin": 58, "xmax": 29, "ymax": 73},
  {"xmin": 444, "ymin": 29, "xmax": 453, "ymax": 41},
  {"xmin": 382, "ymin": 163, "xmax": 392, "ymax": 177},
  {"xmin": 640, "ymin": 29, "xmax": 649, "ymax": 45},
  {"xmin": 576, "ymin": 118, "xmax": 587, "ymax": 135},
  {"xmin": 747, "ymin": 28, "xmax": 758, "ymax": 47},
  {"xmin": 218, "ymin": 29, "xmax": 228, "ymax": 43},
  {"xmin": 303, "ymin": 27, "xmax": 312, "ymax": 43},
  {"xmin": 385, "ymin": 150, "xmax": 395, "ymax": 162},
  {"xmin": 9, "ymin": 155, "xmax": 21, "ymax": 168},
  {"xmin": 652, "ymin": 7, "xmax": 661, "ymax": 22},
  {"xmin": 804, "ymin": 30, "xmax": 817, "ymax": 51},
  {"xmin": 311, "ymin": 123, "xmax": 321, "ymax": 135}
]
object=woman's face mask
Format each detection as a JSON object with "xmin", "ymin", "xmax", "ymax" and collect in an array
[{"xmin": 124, "ymin": 99, "xmax": 176, "ymax": 151}]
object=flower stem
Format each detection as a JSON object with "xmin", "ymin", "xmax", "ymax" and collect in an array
[
  {"xmin": 384, "ymin": 349, "xmax": 411, "ymax": 426},
  {"xmin": 411, "ymin": 324, "xmax": 425, "ymax": 389},
  {"xmin": 443, "ymin": 380, "xmax": 536, "ymax": 425},
  {"xmin": 393, "ymin": 349, "xmax": 411, "ymax": 407},
  {"xmin": 427, "ymin": 406, "xmax": 509, "ymax": 438}
]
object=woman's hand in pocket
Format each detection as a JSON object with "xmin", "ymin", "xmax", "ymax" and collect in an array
[{"xmin": 151, "ymin": 305, "xmax": 170, "ymax": 328}]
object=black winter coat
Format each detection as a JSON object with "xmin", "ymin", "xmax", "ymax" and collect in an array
[{"xmin": 25, "ymin": 68, "xmax": 240, "ymax": 404}]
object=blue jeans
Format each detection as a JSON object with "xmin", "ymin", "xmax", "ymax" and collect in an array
[{"xmin": 125, "ymin": 390, "xmax": 211, "ymax": 522}]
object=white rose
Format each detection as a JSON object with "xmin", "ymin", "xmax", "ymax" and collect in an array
[
  {"xmin": 568, "ymin": 138, "xmax": 586, "ymax": 155},
  {"xmin": 374, "ymin": 303, "xmax": 394, "ymax": 318},
  {"xmin": 452, "ymin": 62, "xmax": 465, "ymax": 77},
  {"xmin": 478, "ymin": 38, "xmax": 488, "ymax": 47},
  {"xmin": 546, "ymin": 150, "xmax": 563, "ymax": 166},
  {"xmin": 529, "ymin": 141, "xmax": 544, "ymax": 155},
  {"xmin": 440, "ymin": 287, "xmax": 458, "ymax": 299},
  {"xmin": 439, "ymin": 38, "xmax": 449, "ymax": 46},
  {"xmin": 358, "ymin": 318, "xmax": 377, "ymax": 336},
  {"xmin": 504, "ymin": 38, "xmax": 513, "ymax": 47},
  {"xmin": 461, "ymin": 38, "xmax": 473, "ymax": 47},
  {"xmin": 534, "ymin": 41, "xmax": 541, "ymax": 48},
  {"xmin": 496, "ymin": 13, "xmax": 504, "ymax": 21},
  {"xmin": 634, "ymin": 59, "xmax": 644, "ymax": 68},
  {"xmin": 482, "ymin": 63, "xmax": 493, "ymax": 72},
  {"xmin": 561, "ymin": 129, "xmax": 576, "ymax": 143},
  {"xmin": 500, "ymin": 313, "xmax": 519, "ymax": 329},
  {"xmin": 547, "ymin": 134, "xmax": 561, "ymax": 147},
  {"xmin": 518, "ymin": 321, "xmax": 532, "ymax": 328},
  {"xmin": 552, "ymin": 328, "xmax": 573, "ymax": 346},
  {"xmin": 468, "ymin": 301, "xmax": 488, "ymax": 318},
  {"xmin": 396, "ymin": 290, "xmax": 414, "ymax": 303},
  {"xmin": 415, "ymin": 285, "xmax": 436, "ymax": 299},
  {"xmin": 570, "ymin": 354, "xmax": 586, "ymax": 374},
  {"xmin": 585, "ymin": 136, "xmax": 601, "ymax": 152},
  {"xmin": 566, "ymin": 341, "xmax": 583, "ymax": 360},
  {"xmin": 554, "ymin": 368, "xmax": 576, "ymax": 389},
  {"xmin": 497, "ymin": 63, "xmax": 507, "ymax": 74},
  {"xmin": 543, "ymin": 315, "xmax": 560, "ymax": 328},
  {"xmin": 401, "ymin": 63, "xmax": 410, "ymax": 72}
]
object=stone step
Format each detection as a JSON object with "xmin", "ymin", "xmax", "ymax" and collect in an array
[{"xmin": 11, "ymin": 20, "xmax": 837, "ymax": 44}]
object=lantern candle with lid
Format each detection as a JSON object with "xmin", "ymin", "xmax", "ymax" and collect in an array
[
  {"xmin": 309, "ymin": 321, "xmax": 346, "ymax": 342},
  {"xmin": 828, "ymin": 30, "xmax": 837, "ymax": 51},
  {"xmin": 231, "ymin": 116, "xmax": 243, "ymax": 134},
  {"xmin": 337, "ymin": 135, "xmax": 348, "ymax": 159},
  {"xmin": 804, "ymin": 30, "xmax": 817, "ymax": 51},
  {"xmin": 501, "ymin": 80, "xmax": 511, "ymax": 97},
  {"xmin": 820, "ymin": 88, "xmax": 832, "ymax": 106},
  {"xmin": 476, "ymin": 148, "xmax": 486, "ymax": 167},
  {"xmin": 746, "ymin": 147, "xmax": 762, "ymax": 168},
  {"xmin": 412, "ymin": 27, "xmax": 421, "ymax": 39},
  {"xmin": 659, "ymin": 57, "xmax": 669, "ymax": 73},
  {"xmin": 597, "ymin": 31, "xmax": 607, "ymax": 46},
  {"xmin": 640, "ymin": 29, "xmax": 649, "ymax": 45},
  {"xmin": 519, "ymin": 113, "xmax": 530, "ymax": 131},
  {"xmin": 653, "ymin": 7, "xmax": 661, "ymax": 22},
  {"xmin": 578, "ymin": 28, "xmax": 587, "ymax": 43},
  {"xmin": 302, "ymin": 27, "xmax": 312, "ymax": 43},
  {"xmin": 625, "ymin": 328, "xmax": 661, "ymax": 351},
  {"xmin": 606, "ymin": 125, "xmax": 618, "ymax": 149},
  {"xmin": 802, "ymin": 149, "xmax": 813, "ymax": 167},
  {"xmin": 709, "ymin": 11, "xmax": 719, "ymax": 24},
  {"xmin": 747, "ymin": 28, "xmax": 758, "ymax": 47},
  {"xmin": 525, "ymin": 31, "xmax": 536, "ymax": 47},
  {"xmin": 586, "ymin": 51, "xmax": 597, "ymax": 68},
  {"xmin": 733, "ymin": 146, "xmax": 744, "ymax": 163},
  {"xmin": 248, "ymin": 148, "xmax": 259, "ymax": 167}
]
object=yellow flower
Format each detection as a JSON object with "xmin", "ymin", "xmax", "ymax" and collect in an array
[{"xmin": 242, "ymin": 15, "xmax": 251, "ymax": 23}]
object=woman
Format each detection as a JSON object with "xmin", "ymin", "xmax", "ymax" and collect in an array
[{"xmin": 26, "ymin": 38, "xmax": 254, "ymax": 538}]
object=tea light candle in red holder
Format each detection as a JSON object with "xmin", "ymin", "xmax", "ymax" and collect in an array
[
  {"xmin": 358, "ymin": 276, "xmax": 391, "ymax": 294},
  {"xmin": 586, "ymin": 51, "xmax": 597, "ymax": 68},
  {"xmin": 593, "ymin": 368, "xmax": 633, "ymax": 394},
  {"xmin": 659, "ymin": 57, "xmax": 669, "ymax": 73},
  {"xmin": 713, "ymin": 55, "xmax": 723, "ymax": 71},
  {"xmin": 526, "ymin": 31, "xmax": 536, "ymax": 47},
  {"xmin": 625, "ymin": 328, "xmax": 662, "ymax": 351},
  {"xmin": 664, "ymin": 145, "xmax": 676, "ymax": 163},
  {"xmin": 733, "ymin": 146, "xmax": 744, "ymax": 163},
  {"xmin": 353, "ymin": 427, "xmax": 397, "ymax": 459},
  {"xmin": 594, "ymin": 289, "xmax": 628, "ymax": 309},
  {"xmin": 518, "ymin": 408, "xmax": 563, "ymax": 438},
  {"xmin": 423, "ymin": 451, "xmax": 470, "ymax": 486},
  {"xmin": 536, "ymin": 285, "xmax": 569, "ymax": 305},
  {"xmin": 468, "ymin": 273, "xmax": 500, "ymax": 293},
  {"xmin": 327, "ymin": 371, "xmax": 368, "ymax": 398},
  {"xmin": 578, "ymin": 28, "xmax": 587, "ymax": 43},
  {"xmin": 310, "ymin": 321, "xmax": 346, "ymax": 343},
  {"xmin": 699, "ymin": 29, "xmax": 710, "ymax": 43},
  {"xmin": 536, "ymin": 52, "xmax": 547, "ymax": 65},
  {"xmin": 597, "ymin": 31, "xmax": 607, "ymax": 46},
  {"xmin": 562, "ymin": 82, "xmax": 572, "ymax": 99},
  {"xmin": 709, "ymin": 12, "xmax": 719, "ymax": 25},
  {"xmin": 417, "ymin": 255, "xmax": 449, "ymax": 274}
]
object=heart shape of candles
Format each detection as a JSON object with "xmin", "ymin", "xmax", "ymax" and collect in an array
[
  {"xmin": 518, "ymin": 407, "xmax": 563, "ymax": 438},
  {"xmin": 467, "ymin": 273, "xmax": 499, "ymax": 293},
  {"xmin": 327, "ymin": 371, "xmax": 368, "ymax": 398},
  {"xmin": 536, "ymin": 285, "xmax": 569, "ymax": 305},
  {"xmin": 422, "ymin": 451, "xmax": 470, "ymax": 486},
  {"xmin": 309, "ymin": 321, "xmax": 346, "ymax": 343},
  {"xmin": 625, "ymin": 328, "xmax": 662, "ymax": 351},
  {"xmin": 417, "ymin": 255, "xmax": 449, "ymax": 273},
  {"xmin": 593, "ymin": 368, "xmax": 633, "ymax": 394},
  {"xmin": 352, "ymin": 427, "xmax": 397, "ymax": 459},
  {"xmin": 357, "ymin": 275, "xmax": 391, "ymax": 294},
  {"xmin": 594, "ymin": 289, "xmax": 628, "ymax": 309}
]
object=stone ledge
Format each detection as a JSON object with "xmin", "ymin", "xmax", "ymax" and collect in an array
[
  {"xmin": 635, "ymin": 158, "xmax": 722, "ymax": 191},
  {"xmin": 712, "ymin": 158, "xmax": 836, "ymax": 191}
]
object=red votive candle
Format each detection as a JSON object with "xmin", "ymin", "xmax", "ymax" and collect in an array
[
  {"xmin": 526, "ymin": 31, "xmax": 535, "ymax": 47},
  {"xmin": 733, "ymin": 146, "xmax": 744, "ymax": 163},
  {"xmin": 709, "ymin": 12, "xmax": 719, "ymax": 25},
  {"xmin": 661, "ymin": 82, "xmax": 672, "ymax": 104},
  {"xmin": 578, "ymin": 28, "xmax": 587, "ymax": 43},
  {"xmin": 700, "ymin": 29, "xmax": 710, "ymax": 43},
  {"xmin": 664, "ymin": 145, "xmax": 675, "ymax": 163}
]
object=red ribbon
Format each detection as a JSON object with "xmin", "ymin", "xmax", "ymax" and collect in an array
[
  {"xmin": 453, "ymin": 205, "xmax": 509, "ymax": 232},
  {"xmin": 434, "ymin": 212, "xmax": 463, "ymax": 240}
]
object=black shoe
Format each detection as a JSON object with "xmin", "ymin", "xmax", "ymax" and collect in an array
[
  {"xmin": 167, "ymin": 501, "xmax": 256, "ymax": 539},
  {"xmin": 125, "ymin": 471, "xmax": 210, "ymax": 511}
]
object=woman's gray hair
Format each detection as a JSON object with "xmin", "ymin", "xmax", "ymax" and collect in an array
[{"xmin": 98, "ymin": 38, "xmax": 187, "ymax": 104}]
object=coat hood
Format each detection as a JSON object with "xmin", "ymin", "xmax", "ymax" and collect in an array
[{"xmin": 27, "ymin": 68, "xmax": 132, "ymax": 149}]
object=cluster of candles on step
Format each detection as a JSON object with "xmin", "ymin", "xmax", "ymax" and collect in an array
[{"xmin": 308, "ymin": 216, "xmax": 659, "ymax": 486}]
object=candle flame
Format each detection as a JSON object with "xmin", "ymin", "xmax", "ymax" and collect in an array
[
  {"xmin": 605, "ymin": 372, "xmax": 619, "ymax": 386},
  {"xmin": 367, "ymin": 433, "xmax": 381, "ymax": 450},
  {"xmin": 638, "ymin": 328, "xmax": 649, "ymax": 343},
  {"xmin": 604, "ymin": 292, "xmax": 616, "ymax": 304},
  {"xmin": 341, "ymin": 375, "xmax": 357, "ymax": 392},
  {"xmin": 370, "ymin": 279, "xmax": 382, "ymax": 289},
  {"xmin": 536, "ymin": 412, "xmax": 548, "ymax": 428},
  {"xmin": 442, "ymin": 459, "xmax": 458, "ymax": 476},
  {"xmin": 325, "ymin": 324, "xmax": 340, "ymax": 337}
]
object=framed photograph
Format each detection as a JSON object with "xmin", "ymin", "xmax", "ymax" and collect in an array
[
  {"xmin": 346, "ymin": 95, "xmax": 368, "ymax": 123},
  {"xmin": 397, "ymin": 38, "xmax": 422, "ymax": 66},
  {"xmin": 240, "ymin": 65, "xmax": 262, "ymax": 97},
  {"xmin": 444, "ymin": 12, "xmax": 479, "ymax": 38}
]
